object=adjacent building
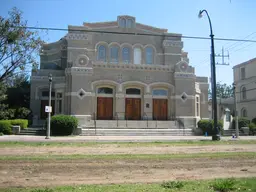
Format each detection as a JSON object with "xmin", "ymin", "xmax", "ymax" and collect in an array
[
  {"xmin": 233, "ymin": 57, "xmax": 256, "ymax": 121},
  {"xmin": 30, "ymin": 15, "xmax": 209, "ymax": 127}
]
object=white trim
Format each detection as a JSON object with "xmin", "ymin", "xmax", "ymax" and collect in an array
[
  {"xmin": 108, "ymin": 42, "xmax": 121, "ymax": 47},
  {"xmin": 149, "ymin": 82, "xmax": 174, "ymax": 90},
  {"xmin": 91, "ymin": 80, "xmax": 119, "ymax": 91},
  {"xmin": 95, "ymin": 41, "xmax": 108, "ymax": 50},
  {"xmin": 152, "ymin": 95, "xmax": 168, "ymax": 99},
  {"xmin": 97, "ymin": 94, "xmax": 113, "ymax": 98},
  {"xmin": 121, "ymin": 81, "xmax": 149, "ymax": 93},
  {"xmin": 125, "ymin": 95, "xmax": 141, "ymax": 98},
  {"xmin": 67, "ymin": 47, "xmax": 96, "ymax": 52}
]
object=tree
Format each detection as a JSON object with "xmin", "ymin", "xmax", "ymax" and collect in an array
[
  {"xmin": 208, "ymin": 82, "xmax": 234, "ymax": 99},
  {"xmin": 5, "ymin": 74, "xmax": 30, "ymax": 109},
  {"xmin": 0, "ymin": 7, "xmax": 44, "ymax": 82}
]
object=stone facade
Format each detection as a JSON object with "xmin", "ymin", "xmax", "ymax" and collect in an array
[
  {"xmin": 30, "ymin": 15, "xmax": 209, "ymax": 126},
  {"xmin": 233, "ymin": 57, "xmax": 256, "ymax": 121}
]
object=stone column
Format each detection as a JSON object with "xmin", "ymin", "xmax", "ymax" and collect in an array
[
  {"xmin": 116, "ymin": 93, "xmax": 125, "ymax": 120},
  {"xmin": 144, "ymin": 94, "xmax": 153, "ymax": 120}
]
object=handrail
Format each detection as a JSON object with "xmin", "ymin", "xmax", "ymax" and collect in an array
[{"xmin": 143, "ymin": 112, "xmax": 148, "ymax": 128}]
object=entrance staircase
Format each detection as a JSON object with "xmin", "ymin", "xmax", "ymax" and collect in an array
[
  {"xmin": 81, "ymin": 120, "xmax": 194, "ymax": 136},
  {"xmin": 18, "ymin": 127, "xmax": 45, "ymax": 136}
]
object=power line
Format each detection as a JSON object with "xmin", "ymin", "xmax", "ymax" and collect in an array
[{"xmin": 10, "ymin": 26, "xmax": 256, "ymax": 43}]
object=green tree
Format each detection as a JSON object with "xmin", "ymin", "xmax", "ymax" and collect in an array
[
  {"xmin": 208, "ymin": 82, "xmax": 234, "ymax": 99},
  {"xmin": 5, "ymin": 74, "xmax": 30, "ymax": 109},
  {"xmin": 0, "ymin": 7, "xmax": 44, "ymax": 82}
]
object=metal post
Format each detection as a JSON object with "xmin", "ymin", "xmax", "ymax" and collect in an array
[
  {"xmin": 46, "ymin": 74, "xmax": 52, "ymax": 139},
  {"xmin": 233, "ymin": 83, "xmax": 239, "ymax": 138},
  {"xmin": 199, "ymin": 9, "xmax": 220, "ymax": 140}
]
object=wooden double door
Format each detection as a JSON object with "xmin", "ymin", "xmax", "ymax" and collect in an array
[
  {"xmin": 153, "ymin": 99, "xmax": 168, "ymax": 120},
  {"xmin": 97, "ymin": 97, "xmax": 113, "ymax": 120},
  {"xmin": 125, "ymin": 98, "xmax": 141, "ymax": 120}
]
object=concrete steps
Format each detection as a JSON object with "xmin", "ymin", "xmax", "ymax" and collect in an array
[
  {"xmin": 18, "ymin": 128, "xmax": 45, "ymax": 136},
  {"xmin": 223, "ymin": 129, "xmax": 248, "ymax": 136},
  {"xmin": 81, "ymin": 128, "xmax": 193, "ymax": 136},
  {"xmin": 89, "ymin": 120, "xmax": 178, "ymax": 129}
]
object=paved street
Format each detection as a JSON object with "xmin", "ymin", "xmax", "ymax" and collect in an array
[{"xmin": 0, "ymin": 135, "xmax": 255, "ymax": 142}]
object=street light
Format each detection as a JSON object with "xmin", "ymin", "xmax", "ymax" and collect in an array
[
  {"xmin": 45, "ymin": 73, "xmax": 52, "ymax": 139},
  {"xmin": 198, "ymin": 10, "xmax": 220, "ymax": 141}
]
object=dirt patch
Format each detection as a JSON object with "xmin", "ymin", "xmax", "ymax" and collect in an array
[
  {"xmin": 0, "ymin": 157, "xmax": 256, "ymax": 188},
  {"xmin": 1, "ymin": 144, "xmax": 256, "ymax": 156}
]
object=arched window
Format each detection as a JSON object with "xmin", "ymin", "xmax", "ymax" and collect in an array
[
  {"xmin": 152, "ymin": 89, "xmax": 168, "ymax": 96},
  {"xmin": 145, "ymin": 47, "xmax": 153, "ymax": 64},
  {"xmin": 241, "ymin": 108, "xmax": 247, "ymax": 117},
  {"xmin": 242, "ymin": 87, "xmax": 246, "ymax": 100},
  {"xmin": 110, "ymin": 46, "xmax": 119, "ymax": 63},
  {"xmin": 122, "ymin": 47, "xmax": 131, "ymax": 64},
  {"xmin": 97, "ymin": 45, "xmax": 106, "ymax": 61},
  {"xmin": 97, "ymin": 87, "xmax": 113, "ymax": 94},
  {"xmin": 120, "ymin": 18, "xmax": 126, "ymax": 28},
  {"xmin": 133, "ymin": 48, "xmax": 142, "ymax": 64},
  {"xmin": 127, "ymin": 19, "xmax": 133, "ymax": 28},
  {"xmin": 126, "ymin": 88, "xmax": 141, "ymax": 95}
]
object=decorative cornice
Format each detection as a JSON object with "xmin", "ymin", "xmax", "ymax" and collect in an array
[
  {"xmin": 31, "ymin": 76, "xmax": 65, "ymax": 81},
  {"xmin": 174, "ymin": 72, "xmax": 196, "ymax": 79},
  {"xmin": 92, "ymin": 62, "xmax": 172, "ymax": 72},
  {"xmin": 65, "ymin": 67, "xmax": 94, "ymax": 75},
  {"xmin": 65, "ymin": 33, "xmax": 88, "ymax": 40},
  {"xmin": 163, "ymin": 40, "xmax": 183, "ymax": 48}
]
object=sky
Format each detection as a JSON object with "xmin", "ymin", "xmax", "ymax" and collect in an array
[{"xmin": 1, "ymin": 0, "xmax": 256, "ymax": 85}]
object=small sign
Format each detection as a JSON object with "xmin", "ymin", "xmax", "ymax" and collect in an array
[{"xmin": 45, "ymin": 106, "xmax": 52, "ymax": 113}]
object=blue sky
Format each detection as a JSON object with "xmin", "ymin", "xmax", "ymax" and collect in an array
[{"xmin": 1, "ymin": 0, "xmax": 256, "ymax": 85}]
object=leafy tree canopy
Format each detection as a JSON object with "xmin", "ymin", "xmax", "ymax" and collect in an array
[
  {"xmin": 208, "ymin": 82, "xmax": 234, "ymax": 99},
  {"xmin": 0, "ymin": 7, "xmax": 44, "ymax": 82}
]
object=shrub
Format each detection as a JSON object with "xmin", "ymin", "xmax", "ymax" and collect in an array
[
  {"xmin": 232, "ymin": 118, "xmax": 250, "ymax": 130},
  {"xmin": 249, "ymin": 123, "xmax": 256, "ymax": 136},
  {"xmin": 15, "ymin": 107, "xmax": 31, "ymax": 119},
  {"xmin": 50, "ymin": 115, "xmax": 78, "ymax": 136},
  {"xmin": 197, "ymin": 119, "xmax": 223, "ymax": 136},
  {"xmin": 0, "ymin": 120, "xmax": 12, "ymax": 135},
  {"xmin": 211, "ymin": 178, "xmax": 236, "ymax": 192},
  {"xmin": 0, "ymin": 132, "xmax": 3, "ymax": 136},
  {"xmin": 252, "ymin": 117, "xmax": 256, "ymax": 124},
  {"xmin": 161, "ymin": 181, "xmax": 184, "ymax": 189},
  {"xmin": 10, "ymin": 119, "xmax": 28, "ymax": 129}
]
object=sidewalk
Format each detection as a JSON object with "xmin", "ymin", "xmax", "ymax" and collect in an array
[{"xmin": 0, "ymin": 135, "xmax": 255, "ymax": 142}]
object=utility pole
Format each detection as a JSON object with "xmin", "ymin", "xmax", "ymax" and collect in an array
[
  {"xmin": 233, "ymin": 83, "xmax": 239, "ymax": 138},
  {"xmin": 216, "ymin": 47, "xmax": 229, "ymax": 66}
]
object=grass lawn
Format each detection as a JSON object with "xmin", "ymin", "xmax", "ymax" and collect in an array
[
  {"xmin": 1, "ymin": 139, "xmax": 256, "ymax": 147},
  {"xmin": 0, "ymin": 152, "xmax": 255, "ymax": 161},
  {"xmin": 1, "ymin": 177, "xmax": 255, "ymax": 192}
]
